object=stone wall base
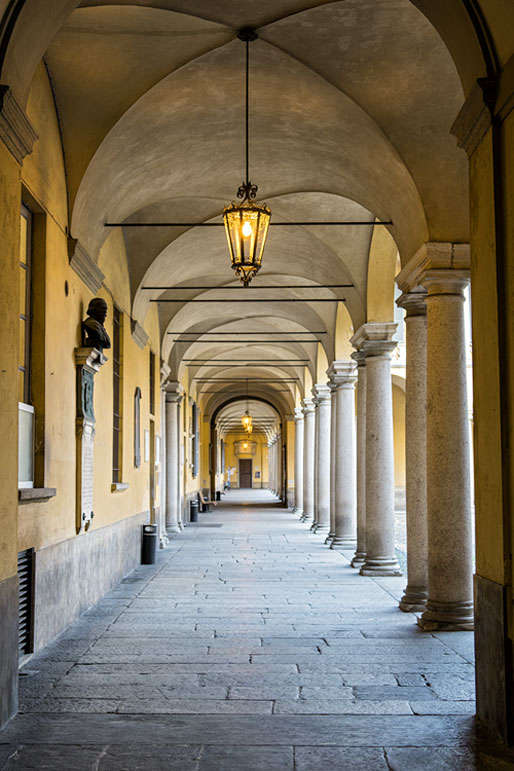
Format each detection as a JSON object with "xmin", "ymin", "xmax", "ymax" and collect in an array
[
  {"xmin": 33, "ymin": 511, "xmax": 147, "ymax": 651},
  {"xmin": 0, "ymin": 574, "xmax": 18, "ymax": 730},
  {"xmin": 475, "ymin": 573, "xmax": 514, "ymax": 744}
]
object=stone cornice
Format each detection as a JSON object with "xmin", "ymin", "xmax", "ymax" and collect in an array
[
  {"xmin": 131, "ymin": 319, "xmax": 149, "ymax": 350},
  {"xmin": 350, "ymin": 350, "xmax": 367, "ymax": 367},
  {"xmin": 396, "ymin": 290, "xmax": 427, "ymax": 317},
  {"xmin": 0, "ymin": 85, "xmax": 38, "ymax": 164},
  {"xmin": 451, "ymin": 80, "xmax": 492, "ymax": 158},
  {"xmin": 327, "ymin": 360, "xmax": 357, "ymax": 388},
  {"xmin": 396, "ymin": 242, "xmax": 470, "ymax": 294},
  {"xmin": 68, "ymin": 238, "xmax": 105, "ymax": 294},
  {"xmin": 293, "ymin": 406, "xmax": 304, "ymax": 421}
]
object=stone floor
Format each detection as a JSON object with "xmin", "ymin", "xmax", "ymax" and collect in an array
[{"xmin": 1, "ymin": 490, "xmax": 514, "ymax": 770}]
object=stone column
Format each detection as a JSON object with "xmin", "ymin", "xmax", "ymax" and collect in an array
[
  {"xmin": 327, "ymin": 361, "xmax": 358, "ymax": 549},
  {"xmin": 326, "ymin": 387, "xmax": 337, "ymax": 545},
  {"xmin": 312, "ymin": 384, "xmax": 331, "ymax": 533},
  {"xmin": 419, "ymin": 270, "xmax": 473, "ymax": 630},
  {"xmin": 293, "ymin": 408, "xmax": 304, "ymax": 515},
  {"xmin": 164, "ymin": 381, "xmax": 184, "ymax": 534},
  {"xmin": 350, "ymin": 352, "xmax": 367, "ymax": 567},
  {"xmin": 300, "ymin": 398, "xmax": 315, "ymax": 524},
  {"xmin": 351, "ymin": 323, "xmax": 401, "ymax": 576},
  {"xmin": 397, "ymin": 292, "xmax": 429, "ymax": 612}
]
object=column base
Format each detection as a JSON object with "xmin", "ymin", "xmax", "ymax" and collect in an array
[
  {"xmin": 399, "ymin": 586, "xmax": 428, "ymax": 613},
  {"xmin": 331, "ymin": 537, "xmax": 357, "ymax": 550},
  {"xmin": 325, "ymin": 531, "xmax": 335, "ymax": 545},
  {"xmin": 313, "ymin": 524, "xmax": 330, "ymax": 534},
  {"xmin": 300, "ymin": 512, "xmax": 311, "ymax": 523},
  {"xmin": 418, "ymin": 600, "xmax": 474, "ymax": 631},
  {"xmin": 360, "ymin": 556, "xmax": 402, "ymax": 577},
  {"xmin": 351, "ymin": 551, "xmax": 366, "ymax": 568},
  {"xmin": 309, "ymin": 522, "xmax": 318, "ymax": 531},
  {"xmin": 166, "ymin": 524, "xmax": 180, "ymax": 535}
]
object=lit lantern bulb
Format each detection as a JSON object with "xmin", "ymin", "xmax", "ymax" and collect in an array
[{"xmin": 242, "ymin": 220, "xmax": 252, "ymax": 238}]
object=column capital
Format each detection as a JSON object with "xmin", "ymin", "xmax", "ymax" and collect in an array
[
  {"xmin": 350, "ymin": 350, "xmax": 367, "ymax": 367},
  {"xmin": 396, "ymin": 241, "xmax": 470, "ymax": 294},
  {"xmin": 312, "ymin": 383, "xmax": 331, "ymax": 405},
  {"xmin": 396, "ymin": 290, "xmax": 427, "ymax": 317},
  {"xmin": 301, "ymin": 397, "xmax": 315, "ymax": 414},
  {"xmin": 351, "ymin": 322, "xmax": 398, "ymax": 358},
  {"xmin": 164, "ymin": 380, "xmax": 185, "ymax": 404},
  {"xmin": 294, "ymin": 406, "xmax": 304, "ymax": 422},
  {"xmin": 327, "ymin": 360, "xmax": 357, "ymax": 389}
]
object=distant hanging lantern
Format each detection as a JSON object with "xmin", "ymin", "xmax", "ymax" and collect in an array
[
  {"xmin": 241, "ymin": 408, "xmax": 253, "ymax": 434},
  {"xmin": 223, "ymin": 29, "xmax": 271, "ymax": 287}
]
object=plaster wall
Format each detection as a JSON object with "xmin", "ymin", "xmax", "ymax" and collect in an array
[
  {"xmin": 223, "ymin": 432, "xmax": 268, "ymax": 489},
  {"xmin": 15, "ymin": 63, "xmax": 162, "ymax": 645}
]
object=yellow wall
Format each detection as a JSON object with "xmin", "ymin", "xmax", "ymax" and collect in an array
[
  {"xmin": 367, "ymin": 224, "xmax": 398, "ymax": 322},
  {"xmin": 17, "ymin": 62, "xmax": 162, "ymax": 552},
  {"xmin": 223, "ymin": 432, "xmax": 268, "ymax": 488},
  {"xmin": 392, "ymin": 383, "xmax": 406, "ymax": 488}
]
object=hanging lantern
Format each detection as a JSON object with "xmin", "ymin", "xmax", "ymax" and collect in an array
[
  {"xmin": 224, "ymin": 183, "xmax": 271, "ymax": 287},
  {"xmin": 223, "ymin": 30, "xmax": 271, "ymax": 286},
  {"xmin": 241, "ymin": 408, "xmax": 253, "ymax": 434}
]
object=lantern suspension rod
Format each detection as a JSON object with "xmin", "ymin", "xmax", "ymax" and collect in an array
[{"xmin": 143, "ymin": 284, "xmax": 353, "ymax": 290}]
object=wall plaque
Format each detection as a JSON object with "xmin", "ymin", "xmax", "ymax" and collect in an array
[{"xmin": 75, "ymin": 347, "xmax": 107, "ymax": 534}]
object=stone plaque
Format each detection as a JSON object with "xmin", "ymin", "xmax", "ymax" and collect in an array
[{"xmin": 74, "ymin": 347, "xmax": 107, "ymax": 534}]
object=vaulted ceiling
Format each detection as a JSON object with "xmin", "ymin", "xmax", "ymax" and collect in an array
[{"xmin": 39, "ymin": 0, "xmax": 471, "ymax": 413}]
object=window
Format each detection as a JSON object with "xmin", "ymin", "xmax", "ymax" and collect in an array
[
  {"xmin": 19, "ymin": 205, "xmax": 32, "ymax": 405},
  {"xmin": 192, "ymin": 402, "xmax": 199, "ymax": 478},
  {"xmin": 134, "ymin": 387, "xmax": 141, "ymax": 468},
  {"xmin": 112, "ymin": 304, "xmax": 122, "ymax": 483},
  {"xmin": 149, "ymin": 350, "xmax": 155, "ymax": 416}
]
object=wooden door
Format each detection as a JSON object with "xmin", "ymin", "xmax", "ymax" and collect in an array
[{"xmin": 239, "ymin": 459, "xmax": 252, "ymax": 488}]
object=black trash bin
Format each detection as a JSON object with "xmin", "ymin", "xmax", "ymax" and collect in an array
[
  {"xmin": 141, "ymin": 524, "xmax": 157, "ymax": 564},
  {"xmin": 216, "ymin": 491, "xmax": 221, "ymax": 501},
  {"xmin": 190, "ymin": 499, "xmax": 199, "ymax": 523}
]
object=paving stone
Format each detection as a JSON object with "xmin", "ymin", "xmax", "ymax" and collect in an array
[
  {"xmin": 117, "ymin": 699, "xmax": 273, "ymax": 714},
  {"xmin": 395, "ymin": 673, "xmax": 426, "ymax": 686},
  {"xmin": 353, "ymin": 686, "xmax": 437, "ymax": 701},
  {"xmin": 199, "ymin": 744, "xmax": 294, "ymax": 771},
  {"xmin": 18, "ymin": 698, "xmax": 120, "ymax": 713},
  {"xmin": 409, "ymin": 701, "xmax": 476, "ymax": 715},
  {"xmin": 273, "ymin": 700, "xmax": 413, "ymax": 714},
  {"xmin": 1, "ymin": 744, "xmax": 108, "ymax": 769},
  {"xmin": 384, "ymin": 746, "xmax": 514, "ymax": 770},
  {"xmin": 294, "ymin": 746, "xmax": 389, "ymax": 770},
  {"xmin": 300, "ymin": 686, "xmax": 353, "ymax": 700},
  {"xmin": 341, "ymin": 673, "xmax": 398, "ymax": 686},
  {"xmin": 424, "ymin": 674, "xmax": 476, "ymax": 701}
]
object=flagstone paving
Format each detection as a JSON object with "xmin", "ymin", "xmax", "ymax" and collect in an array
[{"xmin": 1, "ymin": 490, "xmax": 513, "ymax": 770}]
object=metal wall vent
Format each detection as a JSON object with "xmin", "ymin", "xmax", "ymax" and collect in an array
[{"xmin": 17, "ymin": 548, "xmax": 34, "ymax": 658}]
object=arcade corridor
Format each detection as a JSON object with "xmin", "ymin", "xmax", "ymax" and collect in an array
[{"xmin": 1, "ymin": 492, "xmax": 511, "ymax": 770}]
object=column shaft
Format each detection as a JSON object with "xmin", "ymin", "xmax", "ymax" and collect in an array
[
  {"xmin": 328, "ymin": 362, "xmax": 357, "ymax": 549},
  {"xmin": 398, "ymin": 293, "xmax": 429, "ymax": 611},
  {"xmin": 293, "ymin": 408, "xmax": 304, "ymax": 515},
  {"xmin": 351, "ymin": 353, "xmax": 367, "ymax": 567},
  {"xmin": 420, "ymin": 275, "xmax": 473, "ymax": 630},
  {"xmin": 312, "ymin": 385, "xmax": 331, "ymax": 533},
  {"xmin": 165, "ymin": 389, "xmax": 183, "ymax": 534},
  {"xmin": 301, "ymin": 399, "xmax": 315, "ymax": 523}
]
